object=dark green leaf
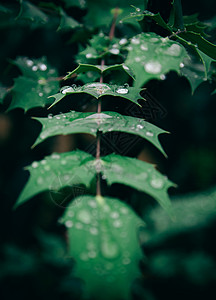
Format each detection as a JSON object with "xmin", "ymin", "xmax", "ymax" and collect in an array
[
  {"xmin": 48, "ymin": 83, "xmax": 144, "ymax": 108},
  {"xmin": 125, "ymin": 32, "xmax": 188, "ymax": 87},
  {"xmin": 15, "ymin": 150, "xmax": 94, "ymax": 208},
  {"xmin": 57, "ymin": 8, "xmax": 81, "ymax": 31},
  {"xmin": 60, "ymin": 194, "xmax": 144, "ymax": 300},
  {"xmin": 64, "ymin": 63, "xmax": 134, "ymax": 80},
  {"xmin": 33, "ymin": 111, "xmax": 168, "ymax": 156},
  {"xmin": 8, "ymin": 57, "xmax": 59, "ymax": 112},
  {"xmin": 94, "ymin": 155, "xmax": 174, "ymax": 214},
  {"xmin": 63, "ymin": 0, "xmax": 87, "ymax": 9},
  {"xmin": 17, "ymin": 1, "xmax": 48, "ymax": 24}
]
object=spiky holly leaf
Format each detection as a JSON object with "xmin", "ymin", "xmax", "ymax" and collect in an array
[
  {"xmin": 17, "ymin": 1, "xmax": 48, "ymax": 25},
  {"xmin": 64, "ymin": 63, "xmax": 134, "ymax": 80},
  {"xmin": 48, "ymin": 83, "xmax": 144, "ymax": 108},
  {"xmin": 97, "ymin": 154, "xmax": 174, "ymax": 215},
  {"xmin": 60, "ymin": 195, "xmax": 144, "ymax": 300},
  {"xmin": 15, "ymin": 150, "xmax": 94, "ymax": 208},
  {"xmin": 33, "ymin": 111, "xmax": 167, "ymax": 156},
  {"xmin": 125, "ymin": 32, "xmax": 188, "ymax": 88},
  {"xmin": 183, "ymin": 14, "xmax": 207, "ymax": 36},
  {"xmin": 57, "ymin": 8, "xmax": 81, "ymax": 31},
  {"xmin": 8, "ymin": 57, "xmax": 59, "ymax": 112}
]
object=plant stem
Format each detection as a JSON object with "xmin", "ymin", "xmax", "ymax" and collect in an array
[
  {"xmin": 95, "ymin": 59, "xmax": 105, "ymax": 197},
  {"xmin": 109, "ymin": 7, "xmax": 120, "ymax": 41}
]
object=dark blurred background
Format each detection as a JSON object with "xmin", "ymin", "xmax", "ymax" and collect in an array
[{"xmin": 0, "ymin": 0, "xmax": 216, "ymax": 299}]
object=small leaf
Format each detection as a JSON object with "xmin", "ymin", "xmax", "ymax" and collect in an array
[
  {"xmin": 57, "ymin": 8, "xmax": 80, "ymax": 31},
  {"xmin": 98, "ymin": 154, "xmax": 174, "ymax": 214},
  {"xmin": 178, "ymin": 31, "xmax": 216, "ymax": 60},
  {"xmin": 15, "ymin": 150, "xmax": 94, "ymax": 208},
  {"xmin": 125, "ymin": 32, "xmax": 188, "ymax": 88},
  {"xmin": 33, "ymin": 111, "xmax": 167, "ymax": 156},
  {"xmin": 8, "ymin": 57, "xmax": 59, "ymax": 112},
  {"xmin": 64, "ymin": 63, "xmax": 134, "ymax": 80},
  {"xmin": 60, "ymin": 195, "xmax": 144, "ymax": 300},
  {"xmin": 48, "ymin": 83, "xmax": 144, "ymax": 108},
  {"xmin": 17, "ymin": 1, "xmax": 48, "ymax": 24}
]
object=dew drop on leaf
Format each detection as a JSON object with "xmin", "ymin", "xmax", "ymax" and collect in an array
[
  {"xmin": 90, "ymin": 227, "xmax": 99, "ymax": 235},
  {"xmin": 109, "ymin": 48, "xmax": 120, "ymax": 55},
  {"xmin": 119, "ymin": 38, "xmax": 127, "ymax": 45},
  {"xmin": 116, "ymin": 87, "xmax": 129, "ymax": 94},
  {"xmin": 32, "ymin": 65, "xmax": 38, "ymax": 71},
  {"xmin": 61, "ymin": 86, "xmax": 74, "ymax": 94},
  {"xmin": 150, "ymin": 37, "xmax": 159, "ymax": 43},
  {"xmin": 77, "ymin": 209, "xmax": 92, "ymax": 224},
  {"xmin": 160, "ymin": 74, "xmax": 166, "ymax": 80},
  {"xmin": 65, "ymin": 220, "xmax": 73, "ymax": 228},
  {"xmin": 32, "ymin": 161, "xmax": 38, "ymax": 168},
  {"xmin": 86, "ymin": 53, "xmax": 93, "ymax": 58},
  {"xmin": 146, "ymin": 131, "xmax": 154, "ymax": 137},
  {"xmin": 101, "ymin": 238, "xmax": 120, "ymax": 259},
  {"xmin": 136, "ymin": 124, "xmax": 144, "ymax": 129},
  {"xmin": 26, "ymin": 59, "xmax": 34, "ymax": 66},
  {"xmin": 150, "ymin": 177, "xmax": 164, "ymax": 189},
  {"xmin": 110, "ymin": 211, "xmax": 119, "ymax": 219},
  {"xmin": 39, "ymin": 92, "xmax": 43, "ymax": 97},
  {"xmin": 164, "ymin": 44, "xmax": 182, "ymax": 57},
  {"xmin": 131, "ymin": 37, "xmax": 140, "ymax": 45},
  {"xmin": 140, "ymin": 44, "xmax": 148, "ymax": 51},
  {"xmin": 180, "ymin": 62, "xmax": 184, "ymax": 68},
  {"xmin": 38, "ymin": 63, "xmax": 47, "ymax": 71},
  {"xmin": 144, "ymin": 61, "xmax": 162, "ymax": 74},
  {"xmin": 48, "ymin": 114, "xmax": 53, "ymax": 119}
]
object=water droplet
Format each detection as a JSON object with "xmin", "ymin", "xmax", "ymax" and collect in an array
[
  {"xmin": 77, "ymin": 210, "xmax": 91, "ymax": 224},
  {"xmin": 122, "ymin": 257, "xmax": 131, "ymax": 265},
  {"xmin": 150, "ymin": 37, "xmax": 159, "ymax": 42},
  {"xmin": 90, "ymin": 227, "xmax": 99, "ymax": 235},
  {"xmin": 146, "ymin": 131, "xmax": 154, "ymax": 137},
  {"xmin": 113, "ymin": 220, "xmax": 122, "ymax": 228},
  {"xmin": 164, "ymin": 44, "xmax": 182, "ymax": 56},
  {"xmin": 68, "ymin": 211, "xmax": 74, "ymax": 217},
  {"xmin": 88, "ymin": 200, "xmax": 97, "ymax": 208},
  {"xmin": 135, "ymin": 57, "xmax": 141, "ymax": 62},
  {"xmin": 101, "ymin": 238, "xmax": 120, "ymax": 259},
  {"xmin": 41, "ymin": 160, "xmax": 46, "ymax": 165},
  {"xmin": 37, "ymin": 177, "xmax": 43, "ymax": 185},
  {"xmin": 48, "ymin": 114, "xmax": 53, "ymax": 119},
  {"xmin": 116, "ymin": 87, "xmax": 129, "ymax": 94},
  {"xmin": 85, "ymin": 83, "xmax": 111, "ymax": 94},
  {"xmin": 39, "ymin": 92, "xmax": 43, "ymax": 97},
  {"xmin": 127, "ymin": 46, "xmax": 133, "ymax": 51},
  {"xmin": 131, "ymin": 37, "xmax": 140, "ymax": 45},
  {"xmin": 144, "ymin": 61, "xmax": 162, "ymax": 74},
  {"xmin": 86, "ymin": 53, "xmax": 93, "ymax": 58},
  {"xmin": 120, "ymin": 207, "xmax": 128, "ymax": 214},
  {"xmin": 32, "ymin": 161, "xmax": 38, "ymax": 168},
  {"xmin": 86, "ymin": 113, "xmax": 112, "ymax": 120},
  {"xmin": 38, "ymin": 63, "xmax": 47, "ymax": 71},
  {"xmin": 61, "ymin": 160, "xmax": 66, "ymax": 165},
  {"xmin": 88, "ymin": 251, "xmax": 97, "ymax": 258},
  {"xmin": 136, "ymin": 124, "xmax": 144, "ymax": 129},
  {"xmin": 32, "ymin": 65, "xmax": 38, "ymax": 71},
  {"xmin": 140, "ymin": 44, "xmax": 148, "ymax": 51},
  {"xmin": 109, "ymin": 48, "xmax": 120, "ymax": 55},
  {"xmin": 26, "ymin": 59, "xmax": 34, "ymax": 67},
  {"xmin": 65, "ymin": 220, "xmax": 73, "ymax": 228},
  {"xmin": 119, "ymin": 38, "xmax": 127, "ymax": 45},
  {"xmin": 160, "ymin": 74, "xmax": 166, "ymax": 80},
  {"xmin": 136, "ymin": 7, "xmax": 141, "ymax": 12},
  {"xmin": 110, "ymin": 211, "xmax": 119, "ymax": 219},
  {"xmin": 61, "ymin": 87, "xmax": 74, "ymax": 94},
  {"xmin": 44, "ymin": 165, "xmax": 50, "ymax": 171},
  {"xmin": 180, "ymin": 62, "xmax": 184, "ymax": 68},
  {"xmin": 55, "ymin": 115, "xmax": 61, "ymax": 120},
  {"xmin": 51, "ymin": 153, "xmax": 60, "ymax": 159},
  {"xmin": 123, "ymin": 64, "xmax": 129, "ymax": 70},
  {"xmin": 102, "ymin": 175, "xmax": 106, "ymax": 180},
  {"xmin": 150, "ymin": 177, "xmax": 164, "ymax": 189},
  {"xmin": 75, "ymin": 222, "xmax": 83, "ymax": 229}
]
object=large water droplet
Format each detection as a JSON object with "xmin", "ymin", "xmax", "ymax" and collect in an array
[
  {"xmin": 116, "ymin": 87, "xmax": 129, "ymax": 94},
  {"xmin": 109, "ymin": 48, "xmax": 120, "ymax": 55},
  {"xmin": 144, "ymin": 61, "xmax": 162, "ymax": 74},
  {"xmin": 164, "ymin": 44, "xmax": 182, "ymax": 56},
  {"xmin": 119, "ymin": 38, "xmax": 127, "ymax": 45},
  {"xmin": 85, "ymin": 83, "xmax": 111, "ymax": 94},
  {"xmin": 86, "ymin": 53, "xmax": 93, "ymax": 58},
  {"xmin": 38, "ymin": 63, "xmax": 47, "ymax": 71},
  {"xmin": 65, "ymin": 220, "xmax": 73, "ymax": 228},
  {"xmin": 77, "ymin": 209, "xmax": 91, "ymax": 224},
  {"xmin": 32, "ymin": 161, "xmax": 38, "ymax": 168},
  {"xmin": 101, "ymin": 238, "xmax": 120, "ymax": 259},
  {"xmin": 150, "ymin": 177, "xmax": 164, "ymax": 189},
  {"xmin": 61, "ymin": 87, "xmax": 74, "ymax": 94},
  {"xmin": 86, "ymin": 113, "xmax": 112, "ymax": 119},
  {"xmin": 146, "ymin": 131, "xmax": 154, "ymax": 137},
  {"xmin": 136, "ymin": 124, "xmax": 144, "ymax": 129}
]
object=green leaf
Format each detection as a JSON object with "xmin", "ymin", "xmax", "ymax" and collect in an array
[
  {"xmin": 178, "ymin": 31, "xmax": 216, "ymax": 60},
  {"xmin": 57, "ymin": 8, "xmax": 81, "ymax": 31},
  {"xmin": 83, "ymin": 0, "xmax": 146, "ymax": 29},
  {"xmin": 125, "ymin": 32, "xmax": 188, "ymax": 88},
  {"xmin": 17, "ymin": 1, "xmax": 48, "ymax": 24},
  {"xmin": 63, "ymin": 0, "xmax": 87, "ymax": 9},
  {"xmin": 15, "ymin": 150, "xmax": 94, "ymax": 208},
  {"xmin": 60, "ymin": 195, "xmax": 144, "ymax": 300},
  {"xmin": 97, "ymin": 155, "xmax": 173, "ymax": 214},
  {"xmin": 8, "ymin": 57, "xmax": 59, "ymax": 112},
  {"xmin": 184, "ymin": 14, "xmax": 207, "ymax": 36},
  {"xmin": 33, "ymin": 111, "xmax": 168, "ymax": 156},
  {"xmin": 64, "ymin": 63, "xmax": 134, "ymax": 80},
  {"xmin": 48, "ymin": 83, "xmax": 144, "ymax": 108}
]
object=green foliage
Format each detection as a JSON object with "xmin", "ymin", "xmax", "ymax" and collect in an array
[
  {"xmin": 1, "ymin": 0, "xmax": 215, "ymax": 299},
  {"xmin": 61, "ymin": 195, "xmax": 144, "ymax": 300},
  {"xmin": 8, "ymin": 57, "xmax": 59, "ymax": 112}
]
